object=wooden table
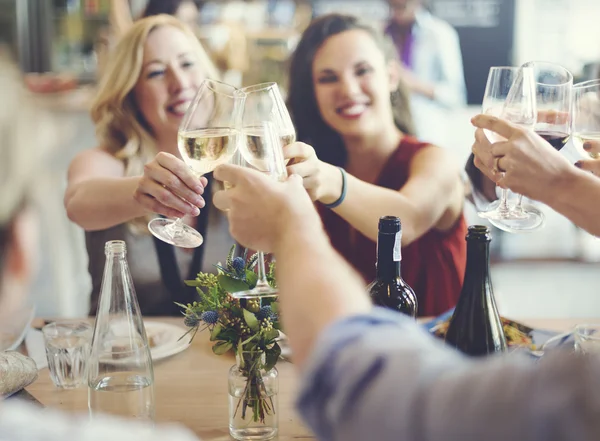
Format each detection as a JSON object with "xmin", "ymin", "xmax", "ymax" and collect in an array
[
  {"xmin": 26, "ymin": 318, "xmax": 314, "ymax": 440},
  {"xmin": 26, "ymin": 317, "xmax": 596, "ymax": 439}
]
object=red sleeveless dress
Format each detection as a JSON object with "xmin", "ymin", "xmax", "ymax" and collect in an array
[{"xmin": 319, "ymin": 137, "xmax": 467, "ymax": 317}]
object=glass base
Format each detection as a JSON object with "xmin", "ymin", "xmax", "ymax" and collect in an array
[
  {"xmin": 486, "ymin": 204, "xmax": 545, "ymax": 233},
  {"xmin": 231, "ymin": 285, "xmax": 278, "ymax": 300},
  {"xmin": 478, "ymin": 199, "xmax": 529, "ymax": 221},
  {"xmin": 229, "ymin": 426, "xmax": 278, "ymax": 441},
  {"xmin": 148, "ymin": 218, "xmax": 203, "ymax": 248}
]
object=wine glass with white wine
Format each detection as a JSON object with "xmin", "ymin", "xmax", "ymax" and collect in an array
[
  {"xmin": 229, "ymin": 120, "xmax": 287, "ymax": 299},
  {"xmin": 572, "ymin": 79, "xmax": 600, "ymax": 160},
  {"xmin": 148, "ymin": 79, "xmax": 244, "ymax": 248},
  {"xmin": 239, "ymin": 82, "xmax": 296, "ymax": 157}
]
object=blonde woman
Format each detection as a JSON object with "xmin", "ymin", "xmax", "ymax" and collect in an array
[{"xmin": 65, "ymin": 15, "xmax": 220, "ymax": 316}]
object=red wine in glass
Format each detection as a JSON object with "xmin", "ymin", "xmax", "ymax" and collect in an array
[{"xmin": 535, "ymin": 130, "xmax": 570, "ymax": 151}]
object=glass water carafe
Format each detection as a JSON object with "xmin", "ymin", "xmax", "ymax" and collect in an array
[{"xmin": 87, "ymin": 240, "xmax": 155, "ymax": 421}]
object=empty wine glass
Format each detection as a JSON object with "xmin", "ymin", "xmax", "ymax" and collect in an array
[
  {"xmin": 572, "ymin": 79, "xmax": 600, "ymax": 159},
  {"xmin": 148, "ymin": 79, "xmax": 244, "ymax": 248},
  {"xmin": 239, "ymin": 82, "xmax": 296, "ymax": 156},
  {"xmin": 477, "ymin": 66, "xmax": 544, "ymax": 232},
  {"xmin": 230, "ymin": 121, "xmax": 287, "ymax": 299}
]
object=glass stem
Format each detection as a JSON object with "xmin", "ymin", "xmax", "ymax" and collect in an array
[
  {"xmin": 255, "ymin": 251, "xmax": 270, "ymax": 289},
  {"xmin": 514, "ymin": 194, "xmax": 524, "ymax": 214},
  {"xmin": 497, "ymin": 188, "xmax": 511, "ymax": 215},
  {"xmin": 166, "ymin": 217, "xmax": 184, "ymax": 239}
]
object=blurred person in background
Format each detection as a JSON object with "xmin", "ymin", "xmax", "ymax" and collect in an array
[
  {"xmin": 212, "ymin": 160, "xmax": 600, "ymax": 441},
  {"xmin": 385, "ymin": 0, "xmax": 466, "ymax": 147},
  {"xmin": 64, "ymin": 15, "xmax": 220, "ymax": 316},
  {"xmin": 107, "ymin": 0, "xmax": 248, "ymax": 87},
  {"xmin": 472, "ymin": 114, "xmax": 600, "ymax": 238},
  {"xmin": 285, "ymin": 14, "xmax": 466, "ymax": 316},
  {"xmin": 0, "ymin": 49, "xmax": 202, "ymax": 441}
]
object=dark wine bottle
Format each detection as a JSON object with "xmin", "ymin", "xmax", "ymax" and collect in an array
[
  {"xmin": 367, "ymin": 216, "xmax": 417, "ymax": 318},
  {"xmin": 445, "ymin": 225, "xmax": 507, "ymax": 356}
]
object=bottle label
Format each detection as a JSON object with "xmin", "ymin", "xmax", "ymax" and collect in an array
[{"xmin": 393, "ymin": 231, "xmax": 402, "ymax": 262}]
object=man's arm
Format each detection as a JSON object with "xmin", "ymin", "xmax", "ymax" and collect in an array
[{"xmin": 297, "ymin": 310, "xmax": 600, "ymax": 441}]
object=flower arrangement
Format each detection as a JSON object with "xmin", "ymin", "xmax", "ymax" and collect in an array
[{"xmin": 178, "ymin": 245, "xmax": 281, "ymax": 425}]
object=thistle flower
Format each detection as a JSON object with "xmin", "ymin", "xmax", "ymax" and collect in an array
[
  {"xmin": 201, "ymin": 310, "xmax": 219, "ymax": 325},
  {"xmin": 184, "ymin": 313, "xmax": 200, "ymax": 328},
  {"xmin": 232, "ymin": 257, "xmax": 245, "ymax": 274},
  {"xmin": 256, "ymin": 305, "xmax": 276, "ymax": 321}
]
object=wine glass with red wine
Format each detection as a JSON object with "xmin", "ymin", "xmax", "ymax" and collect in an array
[
  {"xmin": 527, "ymin": 61, "xmax": 573, "ymax": 151},
  {"xmin": 505, "ymin": 62, "xmax": 572, "ymax": 228}
]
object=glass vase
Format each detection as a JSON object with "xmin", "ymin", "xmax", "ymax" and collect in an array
[{"xmin": 228, "ymin": 351, "xmax": 278, "ymax": 440}]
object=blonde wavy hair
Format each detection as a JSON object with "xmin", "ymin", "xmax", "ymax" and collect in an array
[{"xmin": 91, "ymin": 14, "xmax": 219, "ymax": 178}]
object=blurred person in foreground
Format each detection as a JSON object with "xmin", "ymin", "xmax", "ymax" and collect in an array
[
  {"xmin": 384, "ymin": 0, "xmax": 466, "ymax": 146},
  {"xmin": 286, "ymin": 14, "xmax": 466, "ymax": 316},
  {"xmin": 0, "ymin": 52, "xmax": 200, "ymax": 441},
  {"xmin": 212, "ymin": 161, "xmax": 600, "ymax": 441},
  {"xmin": 471, "ymin": 114, "xmax": 600, "ymax": 237},
  {"xmin": 65, "ymin": 15, "xmax": 219, "ymax": 316}
]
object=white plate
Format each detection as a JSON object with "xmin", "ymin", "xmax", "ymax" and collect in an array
[
  {"xmin": 98, "ymin": 321, "xmax": 191, "ymax": 364},
  {"xmin": 146, "ymin": 321, "xmax": 191, "ymax": 361}
]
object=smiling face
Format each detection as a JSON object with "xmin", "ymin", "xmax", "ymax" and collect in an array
[
  {"xmin": 312, "ymin": 29, "xmax": 397, "ymax": 140},
  {"xmin": 133, "ymin": 25, "xmax": 206, "ymax": 142}
]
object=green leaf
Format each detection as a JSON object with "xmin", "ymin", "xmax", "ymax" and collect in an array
[
  {"xmin": 226, "ymin": 244, "xmax": 236, "ymax": 271},
  {"xmin": 270, "ymin": 303, "xmax": 279, "ymax": 314},
  {"xmin": 184, "ymin": 279, "xmax": 203, "ymax": 287},
  {"xmin": 243, "ymin": 309, "xmax": 260, "ymax": 332},
  {"xmin": 210, "ymin": 324, "xmax": 223, "ymax": 341},
  {"xmin": 264, "ymin": 343, "xmax": 281, "ymax": 371},
  {"xmin": 248, "ymin": 252, "xmax": 259, "ymax": 270},
  {"xmin": 264, "ymin": 329, "xmax": 279, "ymax": 341},
  {"xmin": 245, "ymin": 270, "xmax": 258, "ymax": 289},
  {"xmin": 212, "ymin": 341, "xmax": 233, "ymax": 355},
  {"xmin": 218, "ymin": 274, "xmax": 249, "ymax": 293}
]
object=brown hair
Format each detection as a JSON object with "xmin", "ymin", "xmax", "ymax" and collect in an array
[{"xmin": 287, "ymin": 13, "xmax": 415, "ymax": 167}]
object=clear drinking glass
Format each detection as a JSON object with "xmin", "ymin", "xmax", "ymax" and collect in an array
[
  {"xmin": 148, "ymin": 79, "xmax": 244, "ymax": 248},
  {"xmin": 239, "ymin": 82, "xmax": 296, "ymax": 158},
  {"xmin": 477, "ymin": 66, "xmax": 543, "ymax": 232},
  {"xmin": 229, "ymin": 121, "xmax": 287, "ymax": 299},
  {"xmin": 572, "ymin": 79, "xmax": 600, "ymax": 159},
  {"xmin": 574, "ymin": 324, "xmax": 600, "ymax": 354},
  {"xmin": 42, "ymin": 321, "xmax": 92, "ymax": 389}
]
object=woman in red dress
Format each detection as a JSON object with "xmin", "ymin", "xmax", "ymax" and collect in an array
[{"xmin": 283, "ymin": 14, "xmax": 466, "ymax": 316}]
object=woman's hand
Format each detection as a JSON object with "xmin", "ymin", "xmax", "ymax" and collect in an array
[
  {"xmin": 133, "ymin": 152, "xmax": 207, "ymax": 218},
  {"xmin": 283, "ymin": 142, "xmax": 326, "ymax": 201},
  {"xmin": 576, "ymin": 140, "xmax": 600, "ymax": 175}
]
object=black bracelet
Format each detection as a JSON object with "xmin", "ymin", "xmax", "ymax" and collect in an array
[{"xmin": 322, "ymin": 167, "xmax": 347, "ymax": 209}]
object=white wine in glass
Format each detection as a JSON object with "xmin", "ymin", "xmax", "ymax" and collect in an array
[
  {"xmin": 573, "ymin": 79, "xmax": 600, "ymax": 159},
  {"xmin": 230, "ymin": 121, "xmax": 287, "ymax": 299},
  {"xmin": 148, "ymin": 79, "xmax": 243, "ymax": 248}
]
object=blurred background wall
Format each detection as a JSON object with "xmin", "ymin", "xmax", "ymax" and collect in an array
[{"xmin": 1, "ymin": 0, "xmax": 598, "ymax": 318}]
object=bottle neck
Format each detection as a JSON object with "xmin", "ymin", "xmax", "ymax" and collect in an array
[
  {"xmin": 463, "ymin": 240, "xmax": 491, "ymax": 290},
  {"xmin": 376, "ymin": 231, "xmax": 401, "ymax": 280}
]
